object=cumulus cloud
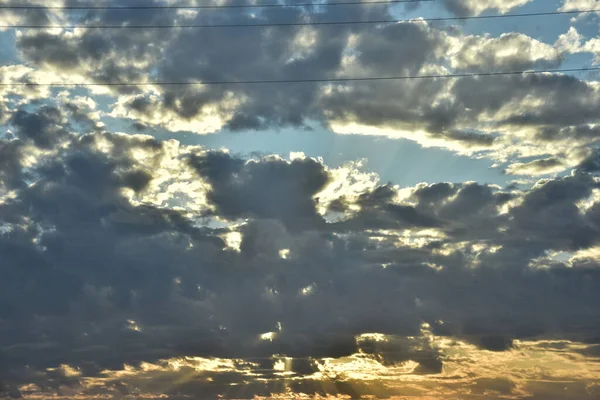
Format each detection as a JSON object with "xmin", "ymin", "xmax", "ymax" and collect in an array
[
  {"xmin": 557, "ymin": 27, "xmax": 600, "ymax": 63},
  {"xmin": 450, "ymin": 33, "xmax": 562, "ymax": 72},
  {"xmin": 188, "ymin": 151, "xmax": 330, "ymax": 231},
  {"xmin": 5, "ymin": 0, "xmax": 598, "ymax": 175},
  {"xmin": 559, "ymin": 0, "xmax": 600, "ymax": 12},
  {"xmin": 0, "ymin": 106, "xmax": 599, "ymax": 396},
  {"xmin": 443, "ymin": 0, "xmax": 534, "ymax": 16}
]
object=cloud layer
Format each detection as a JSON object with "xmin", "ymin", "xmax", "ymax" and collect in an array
[
  {"xmin": 0, "ymin": 0, "xmax": 599, "ymax": 398},
  {"xmin": 1, "ymin": 111, "xmax": 600, "ymax": 396},
  {"xmin": 2, "ymin": 0, "xmax": 598, "ymax": 174}
]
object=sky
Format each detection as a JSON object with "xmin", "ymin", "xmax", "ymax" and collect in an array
[{"xmin": 0, "ymin": 0, "xmax": 600, "ymax": 398}]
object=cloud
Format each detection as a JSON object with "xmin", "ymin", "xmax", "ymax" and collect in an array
[
  {"xmin": 4, "ymin": 335, "xmax": 600, "ymax": 399},
  {"xmin": 1, "ymin": 2, "xmax": 600, "ymax": 397},
  {"xmin": 559, "ymin": 0, "xmax": 600, "ymax": 12},
  {"xmin": 9, "ymin": 105, "xmax": 70, "ymax": 149},
  {"xmin": 557, "ymin": 27, "xmax": 600, "ymax": 64},
  {"xmin": 578, "ymin": 148, "xmax": 600, "ymax": 172},
  {"xmin": 443, "ymin": 0, "xmax": 534, "ymax": 16},
  {"xmin": 188, "ymin": 151, "xmax": 330, "ymax": 231},
  {"xmin": 0, "ymin": 140, "xmax": 25, "ymax": 191},
  {"xmin": 0, "ymin": 0, "xmax": 60, "ymax": 31},
  {"xmin": 0, "ymin": 103, "xmax": 599, "ymax": 396},
  {"xmin": 1, "ymin": 114, "xmax": 600, "ymax": 356},
  {"xmin": 451, "ymin": 33, "xmax": 562, "ymax": 72},
  {"xmin": 505, "ymin": 157, "xmax": 566, "ymax": 176},
  {"xmin": 7, "ymin": 3, "xmax": 599, "ymax": 176}
]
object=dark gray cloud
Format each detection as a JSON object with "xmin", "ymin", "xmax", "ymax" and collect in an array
[
  {"xmin": 0, "ymin": 140, "xmax": 25, "ymax": 190},
  {"xmin": 537, "ymin": 124, "xmax": 600, "ymax": 142},
  {"xmin": 17, "ymin": 33, "xmax": 82, "ymax": 71},
  {"xmin": 9, "ymin": 105, "xmax": 69, "ymax": 149},
  {"xmin": 189, "ymin": 151, "xmax": 330, "ymax": 231},
  {"xmin": 0, "ymin": 0, "xmax": 53, "ymax": 27},
  {"xmin": 331, "ymin": 184, "xmax": 441, "ymax": 231},
  {"xmin": 577, "ymin": 148, "xmax": 600, "ymax": 172},
  {"xmin": 352, "ymin": 22, "xmax": 445, "ymax": 76},
  {"xmin": 509, "ymin": 173, "xmax": 600, "ymax": 250},
  {"xmin": 1, "ymin": 120, "xmax": 600, "ymax": 396},
  {"xmin": 319, "ymin": 70, "xmax": 600, "ymax": 155}
]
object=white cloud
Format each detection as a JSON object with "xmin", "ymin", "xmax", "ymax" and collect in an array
[
  {"xmin": 559, "ymin": 0, "xmax": 600, "ymax": 12},
  {"xmin": 557, "ymin": 27, "xmax": 600, "ymax": 63},
  {"xmin": 444, "ymin": 0, "xmax": 534, "ymax": 16}
]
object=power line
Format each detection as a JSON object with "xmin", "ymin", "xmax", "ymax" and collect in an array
[
  {"xmin": 0, "ymin": 0, "xmax": 433, "ymax": 10},
  {"xmin": 2, "ymin": 9, "xmax": 598, "ymax": 29},
  {"xmin": 3, "ymin": 67, "xmax": 599, "ymax": 87}
]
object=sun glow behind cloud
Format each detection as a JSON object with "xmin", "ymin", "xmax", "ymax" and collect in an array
[{"xmin": 12, "ymin": 334, "xmax": 600, "ymax": 399}]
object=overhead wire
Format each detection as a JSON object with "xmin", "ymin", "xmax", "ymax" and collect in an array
[
  {"xmin": 1, "ymin": 9, "xmax": 598, "ymax": 29},
  {"xmin": 2, "ymin": 67, "xmax": 599, "ymax": 87},
  {"xmin": 0, "ymin": 0, "xmax": 434, "ymax": 10},
  {"xmin": 1, "ymin": 5, "xmax": 597, "ymax": 88}
]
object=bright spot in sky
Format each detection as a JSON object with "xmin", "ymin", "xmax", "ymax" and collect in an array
[
  {"xmin": 279, "ymin": 248, "xmax": 291, "ymax": 259},
  {"xmin": 222, "ymin": 231, "xmax": 242, "ymax": 252},
  {"xmin": 126, "ymin": 319, "xmax": 142, "ymax": 332},
  {"xmin": 300, "ymin": 283, "xmax": 315, "ymax": 296},
  {"xmin": 259, "ymin": 331, "xmax": 277, "ymax": 341},
  {"xmin": 356, "ymin": 333, "xmax": 388, "ymax": 342}
]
